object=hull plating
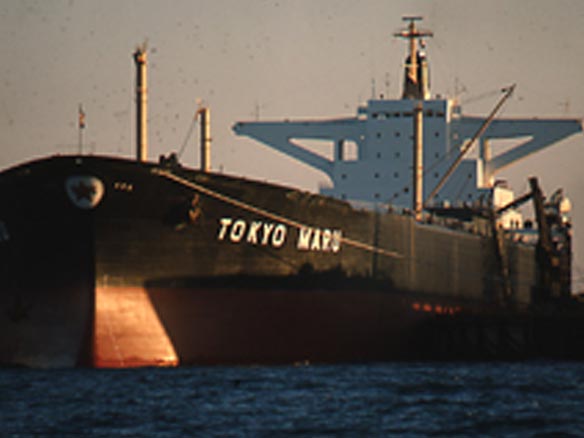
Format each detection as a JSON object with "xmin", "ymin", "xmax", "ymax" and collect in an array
[{"xmin": 0, "ymin": 156, "xmax": 579, "ymax": 367}]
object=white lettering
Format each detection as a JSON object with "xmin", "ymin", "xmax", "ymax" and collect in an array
[
  {"xmin": 261, "ymin": 223, "xmax": 275, "ymax": 246},
  {"xmin": 321, "ymin": 229, "xmax": 332, "ymax": 252},
  {"xmin": 216, "ymin": 217, "xmax": 341, "ymax": 253},
  {"xmin": 247, "ymin": 221, "xmax": 262, "ymax": 244},
  {"xmin": 217, "ymin": 217, "xmax": 288, "ymax": 249},
  {"xmin": 218, "ymin": 217, "xmax": 233, "ymax": 240},
  {"xmin": 310, "ymin": 228, "xmax": 322, "ymax": 251},
  {"xmin": 230, "ymin": 219, "xmax": 247, "ymax": 242},
  {"xmin": 297, "ymin": 227, "xmax": 312, "ymax": 251},
  {"xmin": 331, "ymin": 230, "xmax": 342, "ymax": 253},
  {"xmin": 272, "ymin": 224, "xmax": 287, "ymax": 247},
  {"xmin": 296, "ymin": 226, "xmax": 342, "ymax": 253}
]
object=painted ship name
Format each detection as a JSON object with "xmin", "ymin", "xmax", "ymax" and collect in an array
[{"xmin": 217, "ymin": 217, "xmax": 342, "ymax": 253}]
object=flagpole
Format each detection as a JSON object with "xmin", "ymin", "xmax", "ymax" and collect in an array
[{"xmin": 78, "ymin": 104, "xmax": 85, "ymax": 155}]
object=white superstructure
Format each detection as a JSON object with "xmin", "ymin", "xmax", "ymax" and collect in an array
[{"xmin": 233, "ymin": 17, "xmax": 582, "ymax": 227}]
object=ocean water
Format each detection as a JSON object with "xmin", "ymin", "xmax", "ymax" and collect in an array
[{"xmin": 2, "ymin": 362, "xmax": 584, "ymax": 437}]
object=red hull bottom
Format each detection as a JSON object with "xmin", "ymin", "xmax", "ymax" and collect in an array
[
  {"xmin": 92, "ymin": 285, "xmax": 584, "ymax": 367},
  {"xmin": 94, "ymin": 285, "xmax": 424, "ymax": 367}
]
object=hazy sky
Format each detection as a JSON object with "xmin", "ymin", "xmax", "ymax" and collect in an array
[{"xmin": 2, "ymin": 0, "xmax": 584, "ymax": 286}]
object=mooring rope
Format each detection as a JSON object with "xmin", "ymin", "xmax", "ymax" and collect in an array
[{"xmin": 152, "ymin": 168, "xmax": 402, "ymax": 259}]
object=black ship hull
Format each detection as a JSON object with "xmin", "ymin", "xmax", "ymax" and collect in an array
[{"xmin": 0, "ymin": 155, "xmax": 582, "ymax": 367}]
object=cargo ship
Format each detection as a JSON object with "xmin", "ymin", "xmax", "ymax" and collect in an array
[{"xmin": 1, "ymin": 17, "xmax": 583, "ymax": 368}]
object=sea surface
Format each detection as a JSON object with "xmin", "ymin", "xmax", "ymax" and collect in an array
[{"xmin": 2, "ymin": 362, "xmax": 584, "ymax": 437}]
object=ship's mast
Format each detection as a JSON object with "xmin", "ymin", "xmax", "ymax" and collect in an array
[
  {"xmin": 395, "ymin": 17, "xmax": 433, "ymax": 217},
  {"xmin": 413, "ymin": 102, "xmax": 424, "ymax": 219},
  {"xmin": 394, "ymin": 16, "xmax": 433, "ymax": 100},
  {"xmin": 133, "ymin": 45, "xmax": 148, "ymax": 162}
]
